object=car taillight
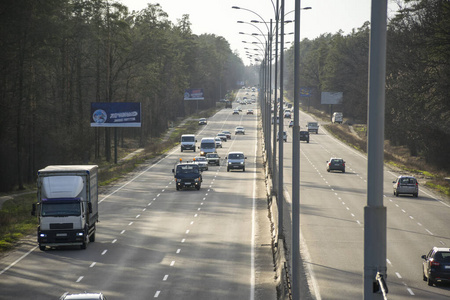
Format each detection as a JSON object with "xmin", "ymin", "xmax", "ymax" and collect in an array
[
  {"xmin": 342, "ymin": 163, "xmax": 345, "ymax": 167},
  {"xmin": 430, "ymin": 259, "xmax": 440, "ymax": 267}
]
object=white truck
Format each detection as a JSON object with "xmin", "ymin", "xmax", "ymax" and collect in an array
[
  {"xmin": 32, "ymin": 165, "xmax": 99, "ymax": 250},
  {"xmin": 307, "ymin": 122, "xmax": 319, "ymax": 134}
]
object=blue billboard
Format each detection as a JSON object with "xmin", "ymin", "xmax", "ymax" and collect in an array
[
  {"xmin": 90, "ymin": 102, "xmax": 141, "ymax": 127},
  {"xmin": 184, "ymin": 88, "xmax": 204, "ymax": 100}
]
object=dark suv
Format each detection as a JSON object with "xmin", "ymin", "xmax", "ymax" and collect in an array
[
  {"xmin": 172, "ymin": 162, "xmax": 202, "ymax": 190},
  {"xmin": 422, "ymin": 247, "xmax": 450, "ymax": 286},
  {"xmin": 300, "ymin": 131, "xmax": 310, "ymax": 143},
  {"xmin": 326, "ymin": 158, "xmax": 345, "ymax": 173}
]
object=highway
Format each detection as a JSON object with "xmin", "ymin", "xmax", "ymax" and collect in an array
[
  {"xmin": 279, "ymin": 109, "xmax": 450, "ymax": 299},
  {"xmin": 0, "ymin": 91, "xmax": 276, "ymax": 299}
]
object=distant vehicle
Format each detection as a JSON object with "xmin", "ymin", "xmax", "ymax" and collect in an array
[
  {"xmin": 198, "ymin": 137, "xmax": 216, "ymax": 156},
  {"xmin": 31, "ymin": 165, "xmax": 99, "ymax": 251},
  {"xmin": 289, "ymin": 120, "xmax": 294, "ymax": 128},
  {"xmin": 225, "ymin": 100, "xmax": 232, "ymax": 108},
  {"xmin": 326, "ymin": 158, "xmax": 345, "ymax": 173},
  {"xmin": 180, "ymin": 134, "xmax": 196, "ymax": 152},
  {"xmin": 307, "ymin": 122, "xmax": 319, "ymax": 134},
  {"xmin": 271, "ymin": 116, "xmax": 280, "ymax": 124},
  {"xmin": 277, "ymin": 131, "xmax": 287, "ymax": 142},
  {"xmin": 421, "ymin": 247, "xmax": 450, "ymax": 286},
  {"xmin": 233, "ymin": 109, "xmax": 239, "ymax": 115},
  {"xmin": 284, "ymin": 111, "xmax": 291, "ymax": 119},
  {"xmin": 287, "ymin": 103, "xmax": 292, "ymax": 109},
  {"xmin": 235, "ymin": 126, "xmax": 245, "ymax": 135},
  {"xmin": 393, "ymin": 175, "xmax": 419, "ymax": 197},
  {"xmin": 238, "ymin": 106, "xmax": 243, "ymax": 112},
  {"xmin": 300, "ymin": 131, "xmax": 310, "ymax": 143},
  {"xmin": 172, "ymin": 160, "xmax": 202, "ymax": 190},
  {"xmin": 217, "ymin": 133, "xmax": 227, "ymax": 142},
  {"xmin": 206, "ymin": 153, "xmax": 220, "ymax": 166},
  {"xmin": 194, "ymin": 156, "xmax": 208, "ymax": 171},
  {"xmin": 60, "ymin": 292, "xmax": 107, "ymax": 300},
  {"xmin": 226, "ymin": 152, "xmax": 247, "ymax": 172},
  {"xmin": 247, "ymin": 109, "xmax": 254, "ymax": 115},
  {"xmin": 222, "ymin": 130, "xmax": 232, "ymax": 139},
  {"xmin": 214, "ymin": 137, "xmax": 223, "ymax": 148},
  {"xmin": 332, "ymin": 112, "xmax": 343, "ymax": 124},
  {"xmin": 198, "ymin": 118, "xmax": 207, "ymax": 125}
]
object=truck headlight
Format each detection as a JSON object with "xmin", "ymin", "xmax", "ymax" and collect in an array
[
  {"xmin": 76, "ymin": 232, "xmax": 84, "ymax": 237},
  {"xmin": 39, "ymin": 233, "xmax": 47, "ymax": 238},
  {"xmin": 240, "ymin": 162, "xmax": 244, "ymax": 165},
  {"xmin": 228, "ymin": 162, "xmax": 232, "ymax": 165}
]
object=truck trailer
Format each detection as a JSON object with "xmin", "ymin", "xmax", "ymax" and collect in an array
[{"xmin": 32, "ymin": 165, "xmax": 99, "ymax": 250}]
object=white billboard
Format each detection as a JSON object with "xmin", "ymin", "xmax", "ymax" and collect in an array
[{"xmin": 321, "ymin": 92, "xmax": 343, "ymax": 105}]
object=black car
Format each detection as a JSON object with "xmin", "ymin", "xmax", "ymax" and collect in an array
[
  {"xmin": 326, "ymin": 158, "xmax": 345, "ymax": 173},
  {"xmin": 300, "ymin": 131, "xmax": 309, "ymax": 143},
  {"xmin": 422, "ymin": 247, "xmax": 450, "ymax": 286}
]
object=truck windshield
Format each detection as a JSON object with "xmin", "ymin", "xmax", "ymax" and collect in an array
[
  {"xmin": 176, "ymin": 165, "xmax": 199, "ymax": 174},
  {"xmin": 182, "ymin": 136, "xmax": 195, "ymax": 142},
  {"xmin": 201, "ymin": 143, "xmax": 215, "ymax": 149},
  {"xmin": 41, "ymin": 201, "xmax": 81, "ymax": 217},
  {"xmin": 229, "ymin": 154, "xmax": 244, "ymax": 159}
]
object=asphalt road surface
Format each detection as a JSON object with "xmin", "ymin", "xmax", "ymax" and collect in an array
[
  {"xmin": 279, "ymin": 109, "xmax": 450, "ymax": 299},
  {"xmin": 0, "ymin": 96, "xmax": 277, "ymax": 300}
]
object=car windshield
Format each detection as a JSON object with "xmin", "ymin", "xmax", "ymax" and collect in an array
[
  {"xmin": 331, "ymin": 159, "xmax": 343, "ymax": 164},
  {"xmin": 207, "ymin": 154, "xmax": 218, "ymax": 158},
  {"xmin": 195, "ymin": 157, "xmax": 206, "ymax": 161},
  {"xmin": 176, "ymin": 165, "xmax": 199, "ymax": 174},
  {"xmin": 181, "ymin": 136, "xmax": 194, "ymax": 142},
  {"xmin": 229, "ymin": 153, "xmax": 244, "ymax": 159}
]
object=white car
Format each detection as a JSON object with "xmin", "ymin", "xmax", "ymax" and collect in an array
[
  {"xmin": 194, "ymin": 156, "xmax": 208, "ymax": 171},
  {"xmin": 214, "ymin": 137, "xmax": 223, "ymax": 148},
  {"xmin": 235, "ymin": 126, "xmax": 245, "ymax": 135}
]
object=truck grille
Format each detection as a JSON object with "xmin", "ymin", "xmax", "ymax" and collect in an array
[{"xmin": 50, "ymin": 223, "xmax": 73, "ymax": 229}]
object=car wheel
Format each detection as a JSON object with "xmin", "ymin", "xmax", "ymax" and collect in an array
[
  {"xmin": 243, "ymin": 167, "xmax": 245, "ymax": 172},
  {"xmin": 393, "ymin": 190, "xmax": 396, "ymax": 196},
  {"xmin": 227, "ymin": 168, "xmax": 230, "ymax": 172},
  {"xmin": 427, "ymin": 276, "xmax": 434, "ymax": 286},
  {"xmin": 181, "ymin": 148, "xmax": 183, "ymax": 152},
  {"xmin": 395, "ymin": 192, "xmax": 399, "ymax": 197},
  {"xmin": 195, "ymin": 185, "xmax": 201, "ymax": 190},
  {"xmin": 176, "ymin": 185, "xmax": 180, "ymax": 191},
  {"xmin": 307, "ymin": 140, "xmax": 309, "ymax": 143},
  {"xmin": 414, "ymin": 193, "xmax": 418, "ymax": 198},
  {"xmin": 39, "ymin": 245, "xmax": 46, "ymax": 251},
  {"xmin": 327, "ymin": 169, "xmax": 330, "ymax": 172},
  {"xmin": 342, "ymin": 170, "xmax": 345, "ymax": 173}
]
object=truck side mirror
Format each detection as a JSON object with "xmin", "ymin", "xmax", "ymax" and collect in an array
[{"xmin": 31, "ymin": 204, "xmax": 36, "ymax": 216}]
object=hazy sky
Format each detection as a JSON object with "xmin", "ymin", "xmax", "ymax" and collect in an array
[{"xmin": 120, "ymin": 0, "xmax": 399, "ymax": 65}]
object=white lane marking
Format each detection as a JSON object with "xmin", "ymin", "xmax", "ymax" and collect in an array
[
  {"xmin": 170, "ymin": 261, "xmax": 175, "ymax": 266},
  {"xmin": 90, "ymin": 262, "xmax": 96, "ymax": 268},
  {"xmin": 181, "ymin": 239, "xmax": 185, "ymax": 243},
  {"xmin": 112, "ymin": 239, "xmax": 117, "ymax": 243},
  {"xmin": 176, "ymin": 249, "xmax": 181, "ymax": 254},
  {"xmin": 154, "ymin": 291, "xmax": 160, "ymax": 297},
  {"xmin": 128, "ymin": 222, "xmax": 133, "ymax": 226},
  {"xmin": 194, "ymin": 214, "xmax": 198, "ymax": 217},
  {"xmin": 185, "ymin": 230, "xmax": 190, "ymax": 234},
  {"xmin": 425, "ymin": 229, "xmax": 434, "ymax": 235},
  {"xmin": 136, "ymin": 214, "xmax": 140, "ymax": 218},
  {"xmin": 101, "ymin": 250, "xmax": 107, "ymax": 255},
  {"xmin": 163, "ymin": 275, "xmax": 168, "ymax": 281},
  {"xmin": 395, "ymin": 272, "xmax": 402, "ymax": 279},
  {"xmin": 76, "ymin": 276, "xmax": 83, "ymax": 282},
  {"xmin": 407, "ymin": 288, "xmax": 415, "ymax": 295},
  {"xmin": 386, "ymin": 259, "xmax": 392, "ymax": 266},
  {"xmin": 190, "ymin": 221, "xmax": 194, "ymax": 225},
  {"xmin": 0, "ymin": 246, "xmax": 37, "ymax": 275},
  {"xmin": 120, "ymin": 230, "xmax": 126, "ymax": 234}
]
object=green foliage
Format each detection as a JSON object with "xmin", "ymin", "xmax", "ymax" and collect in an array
[
  {"xmin": 0, "ymin": 0, "xmax": 245, "ymax": 193},
  {"xmin": 285, "ymin": 0, "xmax": 450, "ymax": 171}
]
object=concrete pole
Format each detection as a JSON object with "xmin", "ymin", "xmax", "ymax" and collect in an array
[
  {"xmin": 278, "ymin": 0, "xmax": 285, "ymax": 239},
  {"xmin": 292, "ymin": 0, "xmax": 301, "ymax": 299},
  {"xmin": 364, "ymin": 0, "xmax": 388, "ymax": 299}
]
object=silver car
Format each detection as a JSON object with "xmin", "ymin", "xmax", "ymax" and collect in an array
[{"xmin": 393, "ymin": 175, "xmax": 418, "ymax": 197}]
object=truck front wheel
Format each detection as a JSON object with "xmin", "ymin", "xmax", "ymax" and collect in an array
[{"xmin": 39, "ymin": 245, "xmax": 46, "ymax": 251}]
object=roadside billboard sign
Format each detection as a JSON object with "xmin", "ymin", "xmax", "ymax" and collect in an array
[
  {"xmin": 321, "ymin": 92, "xmax": 343, "ymax": 105},
  {"xmin": 90, "ymin": 102, "xmax": 141, "ymax": 127},
  {"xmin": 184, "ymin": 88, "xmax": 204, "ymax": 100}
]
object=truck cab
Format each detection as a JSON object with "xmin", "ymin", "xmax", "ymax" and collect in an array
[
  {"xmin": 172, "ymin": 160, "xmax": 202, "ymax": 190},
  {"xmin": 307, "ymin": 122, "xmax": 319, "ymax": 134}
]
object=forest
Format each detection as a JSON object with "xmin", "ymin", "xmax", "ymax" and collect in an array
[
  {"xmin": 0, "ymin": 0, "xmax": 247, "ymax": 192},
  {"xmin": 284, "ymin": 0, "xmax": 449, "ymax": 172}
]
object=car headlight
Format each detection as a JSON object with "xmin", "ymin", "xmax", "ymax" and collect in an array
[
  {"xmin": 39, "ymin": 233, "xmax": 47, "ymax": 238},
  {"xmin": 228, "ymin": 161, "xmax": 232, "ymax": 165},
  {"xmin": 240, "ymin": 162, "xmax": 244, "ymax": 164}
]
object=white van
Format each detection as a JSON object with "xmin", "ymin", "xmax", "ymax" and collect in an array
[
  {"xmin": 199, "ymin": 137, "xmax": 216, "ymax": 156},
  {"xmin": 332, "ymin": 112, "xmax": 343, "ymax": 124},
  {"xmin": 181, "ymin": 134, "xmax": 197, "ymax": 152}
]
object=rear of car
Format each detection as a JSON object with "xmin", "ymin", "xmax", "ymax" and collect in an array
[
  {"xmin": 422, "ymin": 247, "xmax": 450, "ymax": 286},
  {"xmin": 393, "ymin": 176, "xmax": 418, "ymax": 197},
  {"xmin": 327, "ymin": 158, "xmax": 345, "ymax": 173},
  {"xmin": 214, "ymin": 137, "xmax": 222, "ymax": 148},
  {"xmin": 235, "ymin": 126, "xmax": 245, "ymax": 135},
  {"xmin": 300, "ymin": 131, "xmax": 309, "ymax": 143}
]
